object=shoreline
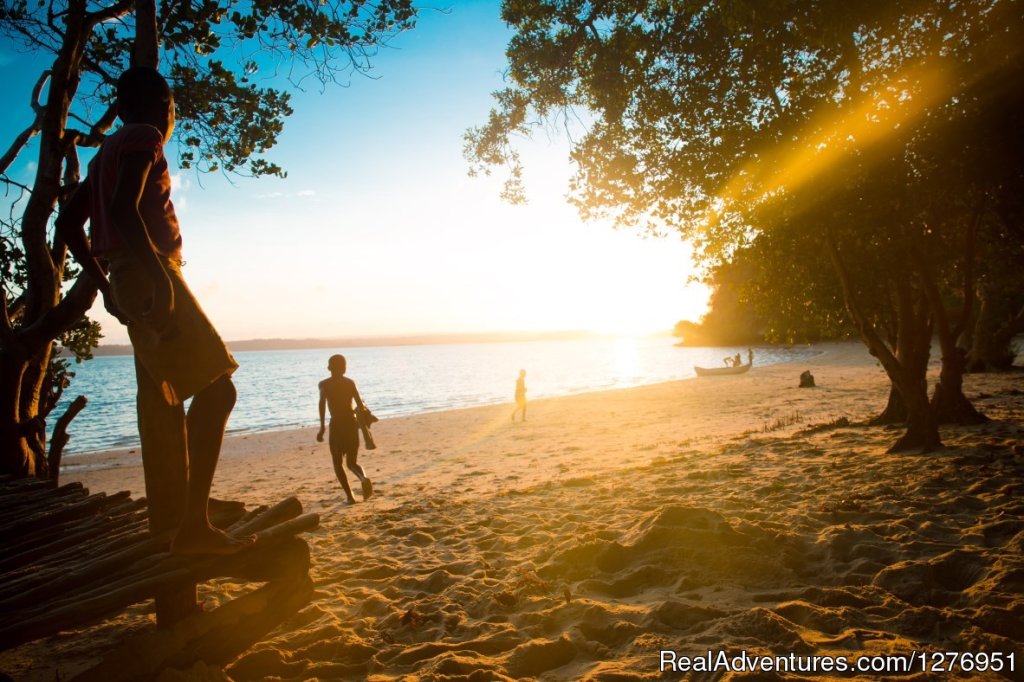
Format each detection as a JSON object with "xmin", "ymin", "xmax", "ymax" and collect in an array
[
  {"xmin": 8, "ymin": 339, "xmax": 1023, "ymax": 680},
  {"xmin": 56, "ymin": 339, "xmax": 824, "ymax": 459},
  {"xmin": 61, "ymin": 342, "xmax": 842, "ymax": 491}
]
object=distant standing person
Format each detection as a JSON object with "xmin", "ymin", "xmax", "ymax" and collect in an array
[
  {"xmin": 748, "ymin": 348, "xmax": 754, "ymax": 366},
  {"xmin": 511, "ymin": 369, "xmax": 528, "ymax": 422},
  {"xmin": 318, "ymin": 355, "xmax": 373, "ymax": 503}
]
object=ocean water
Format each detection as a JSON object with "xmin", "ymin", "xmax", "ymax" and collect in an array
[{"xmin": 51, "ymin": 337, "xmax": 819, "ymax": 455}]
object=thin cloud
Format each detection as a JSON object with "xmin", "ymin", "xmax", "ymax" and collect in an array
[{"xmin": 252, "ymin": 189, "xmax": 316, "ymax": 199}]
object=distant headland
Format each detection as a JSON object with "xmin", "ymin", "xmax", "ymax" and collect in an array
[{"xmin": 85, "ymin": 330, "xmax": 660, "ymax": 356}]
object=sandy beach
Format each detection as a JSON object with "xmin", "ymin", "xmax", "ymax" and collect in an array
[{"xmin": 3, "ymin": 341, "xmax": 1023, "ymax": 680}]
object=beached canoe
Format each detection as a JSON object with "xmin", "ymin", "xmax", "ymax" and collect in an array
[{"xmin": 694, "ymin": 362, "xmax": 752, "ymax": 376}]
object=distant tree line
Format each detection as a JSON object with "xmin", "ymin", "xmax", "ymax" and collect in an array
[{"xmin": 466, "ymin": 0, "xmax": 1024, "ymax": 452}]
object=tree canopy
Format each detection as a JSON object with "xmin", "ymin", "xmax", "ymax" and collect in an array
[{"xmin": 467, "ymin": 0, "xmax": 1024, "ymax": 451}]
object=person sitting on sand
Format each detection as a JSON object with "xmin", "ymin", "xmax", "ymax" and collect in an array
[
  {"xmin": 55, "ymin": 67, "xmax": 251, "ymax": 556},
  {"xmin": 511, "ymin": 369, "xmax": 528, "ymax": 422},
  {"xmin": 318, "ymin": 354, "xmax": 373, "ymax": 503}
]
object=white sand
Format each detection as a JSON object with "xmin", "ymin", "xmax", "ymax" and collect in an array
[{"xmin": 4, "ymin": 341, "xmax": 1022, "ymax": 680}]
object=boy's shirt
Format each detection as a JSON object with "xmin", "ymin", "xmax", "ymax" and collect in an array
[{"xmin": 88, "ymin": 123, "xmax": 182, "ymax": 260}]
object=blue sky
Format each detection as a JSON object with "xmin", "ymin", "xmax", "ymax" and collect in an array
[{"xmin": 1, "ymin": 0, "xmax": 708, "ymax": 345}]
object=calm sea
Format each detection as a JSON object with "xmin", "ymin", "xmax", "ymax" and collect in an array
[{"xmin": 51, "ymin": 337, "xmax": 818, "ymax": 455}]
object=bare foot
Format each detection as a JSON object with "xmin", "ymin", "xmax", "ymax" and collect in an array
[
  {"xmin": 171, "ymin": 524, "xmax": 255, "ymax": 556},
  {"xmin": 344, "ymin": 497, "xmax": 357, "ymax": 505},
  {"xmin": 361, "ymin": 478, "xmax": 373, "ymax": 501}
]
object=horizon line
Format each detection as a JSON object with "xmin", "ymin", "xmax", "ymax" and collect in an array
[{"xmin": 86, "ymin": 328, "xmax": 674, "ymax": 356}]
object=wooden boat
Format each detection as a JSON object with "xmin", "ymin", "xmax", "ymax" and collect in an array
[{"xmin": 694, "ymin": 362, "xmax": 752, "ymax": 376}]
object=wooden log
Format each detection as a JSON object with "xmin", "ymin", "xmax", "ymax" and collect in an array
[
  {"xmin": 0, "ymin": 485, "xmax": 88, "ymax": 523},
  {"xmin": 0, "ymin": 499, "xmax": 303, "ymax": 602},
  {"xmin": 122, "ymin": 513, "xmax": 320, "ymax": 593},
  {"xmin": 1, "ymin": 526, "xmax": 172, "ymax": 607},
  {"xmin": 0, "ymin": 531, "xmax": 161, "ymax": 612},
  {"xmin": 0, "ymin": 504, "xmax": 146, "ymax": 561},
  {"xmin": 2, "ymin": 517, "xmax": 317, "ymax": 651},
  {"xmin": 0, "ymin": 515, "xmax": 150, "ymax": 578},
  {"xmin": 230, "ymin": 497, "xmax": 303, "ymax": 537},
  {"xmin": 72, "ymin": 543, "xmax": 313, "ymax": 682},
  {"xmin": 104, "ymin": 496, "xmax": 147, "ymax": 518},
  {"xmin": 0, "ymin": 506, "xmax": 111, "ymax": 560},
  {"xmin": 19, "ymin": 512, "xmax": 318, "ymax": 622},
  {"xmin": 0, "ymin": 480, "xmax": 83, "ymax": 504},
  {"xmin": 0, "ymin": 525, "xmax": 151, "ymax": 606},
  {"xmin": 0, "ymin": 477, "xmax": 57, "ymax": 493},
  {"xmin": 224, "ymin": 505, "xmax": 266, "ymax": 533},
  {"xmin": 0, "ymin": 515, "xmax": 132, "ymax": 574},
  {"xmin": 0, "ymin": 491, "xmax": 131, "ymax": 541},
  {"xmin": 0, "ymin": 528, "xmax": 167, "ymax": 610},
  {"xmin": 0, "ymin": 567, "xmax": 196, "ymax": 650},
  {"xmin": 0, "ymin": 503, "xmax": 151, "ymax": 577}
]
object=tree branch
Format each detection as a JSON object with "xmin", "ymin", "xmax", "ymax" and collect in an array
[
  {"xmin": 0, "ymin": 72, "xmax": 50, "ymax": 177},
  {"xmin": 48, "ymin": 395, "xmax": 88, "ymax": 485},
  {"xmin": 22, "ymin": 274, "xmax": 99, "ymax": 353},
  {"xmin": 30, "ymin": 70, "xmax": 50, "ymax": 116},
  {"xmin": 0, "ymin": 284, "xmax": 16, "ymax": 346},
  {"xmin": 826, "ymin": 225, "xmax": 900, "ymax": 373},
  {"xmin": 85, "ymin": 0, "xmax": 135, "ymax": 31},
  {"xmin": 82, "ymin": 54, "xmax": 118, "ymax": 86},
  {"xmin": 64, "ymin": 101, "xmax": 119, "ymax": 150},
  {"xmin": 0, "ymin": 175, "xmax": 34, "ymax": 194},
  {"xmin": 5, "ymin": 293, "xmax": 27, "ymax": 327}
]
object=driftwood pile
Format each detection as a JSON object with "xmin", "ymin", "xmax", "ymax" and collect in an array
[{"xmin": 0, "ymin": 474, "xmax": 319, "ymax": 679}]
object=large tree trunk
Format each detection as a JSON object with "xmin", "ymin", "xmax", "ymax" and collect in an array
[
  {"xmin": 870, "ymin": 273, "xmax": 931, "ymax": 426},
  {"xmin": 0, "ymin": 4, "xmax": 92, "ymax": 478},
  {"xmin": 890, "ymin": 387, "xmax": 942, "ymax": 452},
  {"xmin": 0, "ymin": 347, "xmax": 34, "ymax": 476},
  {"xmin": 966, "ymin": 291, "xmax": 1023, "ymax": 372},
  {"xmin": 826, "ymin": 228, "xmax": 941, "ymax": 452},
  {"xmin": 913, "ymin": 246, "xmax": 987, "ymax": 425},
  {"xmin": 872, "ymin": 386, "xmax": 909, "ymax": 426}
]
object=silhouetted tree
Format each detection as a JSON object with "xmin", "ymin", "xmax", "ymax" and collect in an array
[
  {"xmin": 466, "ymin": 0, "xmax": 1023, "ymax": 452},
  {"xmin": 0, "ymin": 0, "xmax": 417, "ymax": 477}
]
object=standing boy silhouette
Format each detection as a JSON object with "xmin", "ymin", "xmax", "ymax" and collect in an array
[{"xmin": 56, "ymin": 67, "xmax": 250, "ymax": 556}]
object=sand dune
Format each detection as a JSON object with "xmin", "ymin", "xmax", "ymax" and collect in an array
[{"xmin": 3, "ymin": 342, "xmax": 1022, "ymax": 680}]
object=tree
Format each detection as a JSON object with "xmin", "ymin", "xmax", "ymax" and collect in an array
[
  {"xmin": 0, "ymin": 0, "xmax": 417, "ymax": 477},
  {"xmin": 466, "ymin": 0, "xmax": 1023, "ymax": 452}
]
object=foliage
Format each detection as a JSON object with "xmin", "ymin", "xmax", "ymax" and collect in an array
[
  {"xmin": 468, "ymin": 0, "xmax": 1023, "ymax": 449},
  {"xmin": 0, "ymin": 0, "xmax": 418, "ymax": 475},
  {"xmin": 468, "ymin": 0, "xmax": 1017, "ymax": 255}
]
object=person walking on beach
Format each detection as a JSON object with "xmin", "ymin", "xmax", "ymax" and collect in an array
[
  {"xmin": 55, "ymin": 67, "xmax": 250, "ymax": 556},
  {"xmin": 511, "ymin": 369, "xmax": 528, "ymax": 422},
  {"xmin": 318, "ymin": 354, "xmax": 373, "ymax": 503}
]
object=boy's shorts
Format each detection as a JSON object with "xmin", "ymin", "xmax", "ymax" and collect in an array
[{"xmin": 106, "ymin": 253, "xmax": 237, "ymax": 406}]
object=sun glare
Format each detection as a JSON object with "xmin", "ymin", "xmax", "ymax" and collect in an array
[{"xmin": 706, "ymin": 61, "xmax": 954, "ymax": 228}]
